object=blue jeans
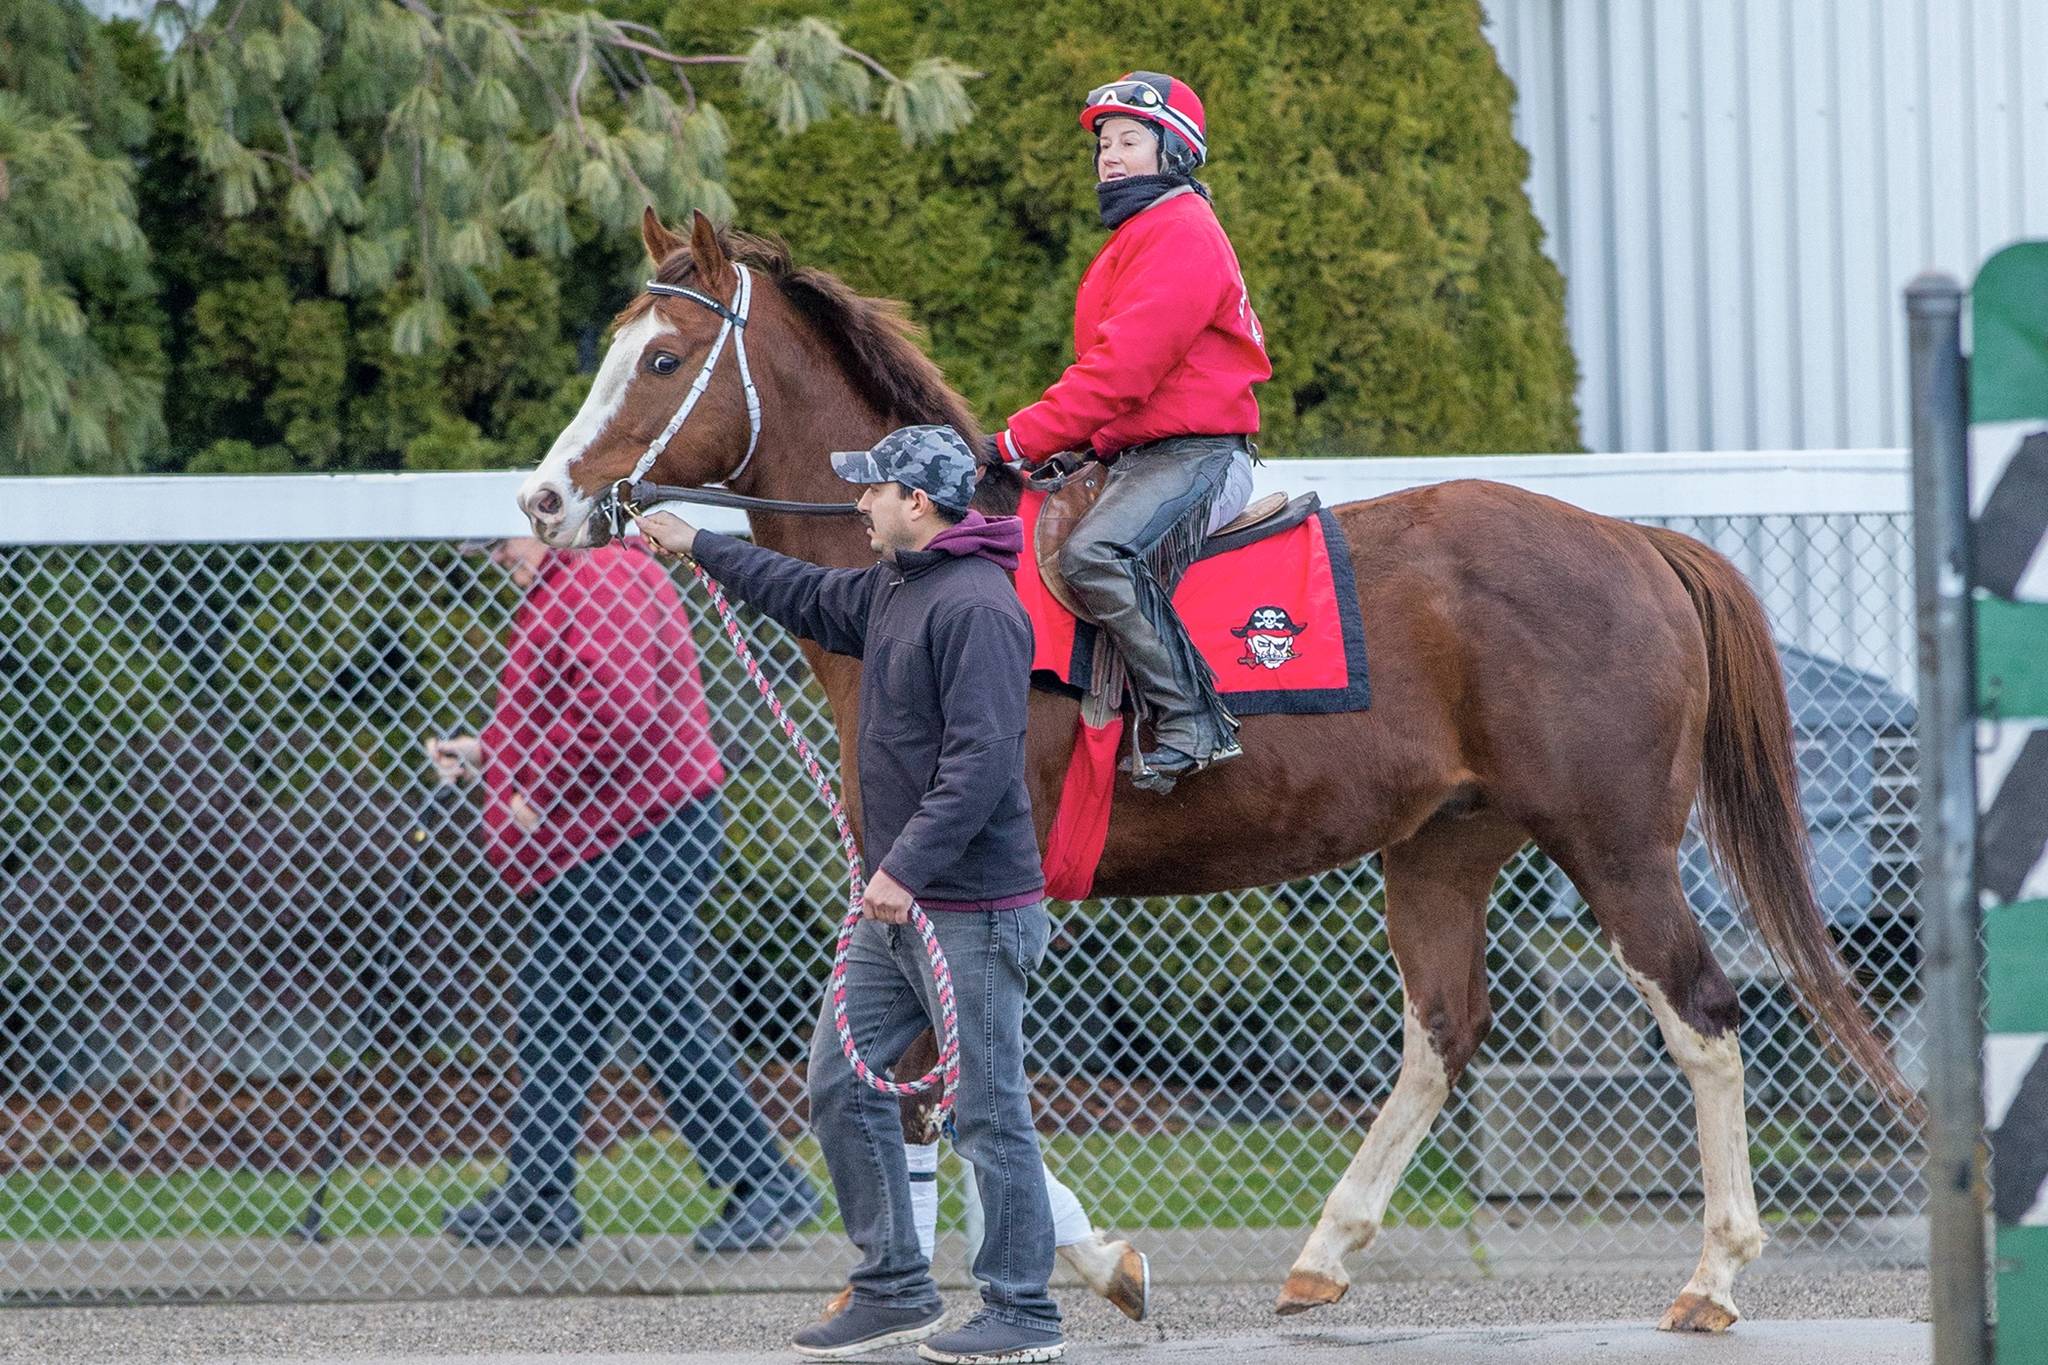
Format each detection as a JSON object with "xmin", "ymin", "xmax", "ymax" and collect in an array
[
  {"xmin": 504, "ymin": 796, "xmax": 788, "ymax": 1205},
  {"xmin": 807, "ymin": 903, "xmax": 1059, "ymax": 1330}
]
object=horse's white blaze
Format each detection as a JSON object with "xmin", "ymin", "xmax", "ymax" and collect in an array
[
  {"xmin": 517, "ymin": 310, "xmax": 673, "ymax": 540},
  {"xmin": 1289, "ymin": 1003, "xmax": 1449, "ymax": 1285},
  {"xmin": 1616, "ymin": 952, "xmax": 1765, "ymax": 1317}
]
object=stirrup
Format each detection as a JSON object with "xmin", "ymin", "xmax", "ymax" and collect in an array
[{"xmin": 1126, "ymin": 739, "xmax": 1242, "ymax": 794}]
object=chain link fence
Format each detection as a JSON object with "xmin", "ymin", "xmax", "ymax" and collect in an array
[{"xmin": 0, "ymin": 484, "xmax": 1923, "ymax": 1303}]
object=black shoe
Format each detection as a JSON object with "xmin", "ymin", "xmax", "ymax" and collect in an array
[
  {"xmin": 792, "ymin": 1299, "xmax": 946, "ymax": 1361},
  {"xmin": 442, "ymin": 1187, "xmax": 584, "ymax": 1250},
  {"xmin": 917, "ymin": 1310, "xmax": 1066, "ymax": 1364},
  {"xmin": 1130, "ymin": 740, "xmax": 1242, "ymax": 794},
  {"xmin": 692, "ymin": 1169, "xmax": 823, "ymax": 1253}
]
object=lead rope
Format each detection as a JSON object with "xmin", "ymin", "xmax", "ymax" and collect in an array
[{"xmin": 675, "ymin": 549, "xmax": 963, "ymax": 1118}]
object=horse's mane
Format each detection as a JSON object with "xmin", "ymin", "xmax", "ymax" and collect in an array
[{"xmin": 621, "ymin": 228, "xmax": 1022, "ymax": 515}]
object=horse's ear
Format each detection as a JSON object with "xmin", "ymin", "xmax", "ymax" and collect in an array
[
  {"xmin": 642, "ymin": 206, "xmax": 683, "ymax": 267},
  {"xmin": 688, "ymin": 208, "xmax": 734, "ymax": 293}
]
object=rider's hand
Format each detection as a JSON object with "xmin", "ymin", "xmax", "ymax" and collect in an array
[
  {"xmin": 633, "ymin": 508, "xmax": 699, "ymax": 559},
  {"xmin": 862, "ymin": 868, "xmax": 915, "ymax": 925},
  {"xmin": 425, "ymin": 736, "xmax": 482, "ymax": 785},
  {"xmin": 1023, "ymin": 450, "xmax": 1082, "ymax": 485}
]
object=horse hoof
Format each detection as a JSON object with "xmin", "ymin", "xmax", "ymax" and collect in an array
[
  {"xmin": 1274, "ymin": 1269, "xmax": 1347, "ymax": 1316},
  {"xmin": 822, "ymin": 1286, "xmax": 852, "ymax": 1320},
  {"xmin": 1659, "ymin": 1291, "xmax": 1738, "ymax": 1333},
  {"xmin": 1104, "ymin": 1245, "xmax": 1150, "ymax": 1321}
]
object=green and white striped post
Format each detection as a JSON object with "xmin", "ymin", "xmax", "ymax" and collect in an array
[{"xmin": 1972, "ymin": 242, "xmax": 2048, "ymax": 1365}]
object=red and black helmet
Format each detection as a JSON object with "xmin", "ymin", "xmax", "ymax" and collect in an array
[{"xmin": 1080, "ymin": 71, "xmax": 1207, "ymax": 173}]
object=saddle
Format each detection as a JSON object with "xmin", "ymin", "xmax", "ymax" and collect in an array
[{"xmin": 1029, "ymin": 458, "xmax": 1319, "ymax": 622}]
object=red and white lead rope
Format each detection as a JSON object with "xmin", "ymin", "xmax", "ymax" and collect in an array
[{"xmin": 680, "ymin": 555, "xmax": 962, "ymax": 1119}]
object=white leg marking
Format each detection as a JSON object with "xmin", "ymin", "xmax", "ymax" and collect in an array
[
  {"xmin": 1616, "ymin": 952, "xmax": 1765, "ymax": 1320},
  {"xmin": 1041, "ymin": 1159, "xmax": 1147, "ymax": 1317},
  {"xmin": 1058, "ymin": 1230, "xmax": 1124, "ymax": 1293},
  {"xmin": 1289, "ymin": 1003, "xmax": 1451, "ymax": 1287},
  {"xmin": 1043, "ymin": 1160, "xmax": 1095, "ymax": 1247}
]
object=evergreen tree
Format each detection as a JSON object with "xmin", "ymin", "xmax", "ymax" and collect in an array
[
  {"xmin": 695, "ymin": 0, "xmax": 1580, "ymax": 454},
  {"xmin": 155, "ymin": 0, "xmax": 971, "ymax": 355},
  {"xmin": 6, "ymin": 0, "xmax": 1579, "ymax": 473},
  {"xmin": 1, "ymin": 0, "xmax": 974, "ymax": 474},
  {"xmin": 0, "ymin": 5, "xmax": 167, "ymax": 473}
]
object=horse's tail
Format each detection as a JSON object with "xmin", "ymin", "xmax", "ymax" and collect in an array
[{"xmin": 1642, "ymin": 526, "xmax": 1921, "ymax": 1120}]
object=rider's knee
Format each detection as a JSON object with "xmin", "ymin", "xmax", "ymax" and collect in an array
[{"xmin": 1058, "ymin": 534, "xmax": 1122, "ymax": 589}]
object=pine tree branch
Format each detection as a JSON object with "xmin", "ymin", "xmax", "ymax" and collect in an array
[
  {"xmin": 566, "ymin": 36, "xmax": 591, "ymax": 141},
  {"xmin": 501, "ymin": 22, "xmax": 570, "ymax": 123},
  {"xmin": 397, "ymin": 0, "xmax": 477, "ymax": 84},
  {"xmin": 603, "ymin": 23, "xmax": 696, "ymax": 113},
  {"xmin": 268, "ymin": 92, "xmax": 308, "ymax": 180},
  {"xmin": 605, "ymin": 20, "xmax": 669, "ymax": 45},
  {"xmin": 563, "ymin": 30, "xmax": 654, "ymax": 210},
  {"xmin": 601, "ymin": 16, "xmax": 898, "ymax": 89},
  {"xmin": 839, "ymin": 46, "xmax": 897, "ymax": 84},
  {"xmin": 594, "ymin": 45, "xmax": 632, "ymax": 106},
  {"xmin": 251, "ymin": 145, "xmax": 303, "ymax": 179},
  {"xmin": 592, "ymin": 35, "xmax": 746, "ymax": 70}
]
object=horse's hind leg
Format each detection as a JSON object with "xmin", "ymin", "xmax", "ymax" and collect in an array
[
  {"xmin": 1570, "ymin": 852, "xmax": 1765, "ymax": 1331},
  {"xmin": 1277, "ymin": 811, "xmax": 1525, "ymax": 1315}
]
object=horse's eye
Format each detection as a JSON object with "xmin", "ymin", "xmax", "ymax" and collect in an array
[{"xmin": 648, "ymin": 352, "xmax": 680, "ymax": 376}]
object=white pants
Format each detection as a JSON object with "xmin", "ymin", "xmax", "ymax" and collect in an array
[{"xmin": 1205, "ymin": 448, "xmax": 1255, "ymax": 535}]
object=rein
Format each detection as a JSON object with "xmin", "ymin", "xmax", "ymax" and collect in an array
[
  {"xmin": 605, "ymin": 271, "xmax": 959, "ymax": 1118},
  {"xmin": 624, "ymin": 479, "xmax": 859, "ymax": 518}
]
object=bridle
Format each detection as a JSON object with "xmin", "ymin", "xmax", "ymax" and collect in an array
[
  {"xmin": 594, "ymin": 264, "xmax": 860, "ymax": 539},
  {"xmin": 587, "ymin": 265, "xmax": 1037, "ymax": 540}
]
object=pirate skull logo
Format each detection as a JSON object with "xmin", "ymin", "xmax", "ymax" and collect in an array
[{"xmin": 1231, "ymin": 604, "xmax": 1309, "ymax": 670}]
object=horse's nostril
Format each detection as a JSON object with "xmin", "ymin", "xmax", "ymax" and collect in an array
[{"xmin": 534, "ymin": 488, "xmax": 562, "ymax": 518}]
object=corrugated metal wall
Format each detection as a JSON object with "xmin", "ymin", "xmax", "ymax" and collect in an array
[{"xmin": 1487, "ymin": 0, "xmax": 2048, "ymax": 452}]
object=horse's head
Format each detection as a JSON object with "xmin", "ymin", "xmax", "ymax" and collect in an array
[{"xmin": 516, "ymin": 209, "xmax": 759, "ymax": 546}]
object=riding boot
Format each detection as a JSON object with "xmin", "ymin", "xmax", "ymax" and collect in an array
[{"xmin": 1056, "ymin": 438, "xmax": 1246, "ymax": 790}]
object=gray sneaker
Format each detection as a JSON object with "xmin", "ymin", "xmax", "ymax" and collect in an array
[
  {"xmin": 916, "ymin": 1311, "xmax": 1065, "ymax": 1364},
  {"xmin": 441, "ymin": 1187, "xmax": 584, "ymax": 1250},
  {"xmin": 792, "ymin": 1299, "xmax": 946, "ymax": 1361},
  {"xmin": 691, "ymin": 1171, "xmax": 823, "ymax": 1253}
]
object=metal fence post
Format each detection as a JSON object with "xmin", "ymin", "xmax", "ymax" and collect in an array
[{"xmin": 1908, "ymin": 270, "xmax": 1988, "ymax": 1365}]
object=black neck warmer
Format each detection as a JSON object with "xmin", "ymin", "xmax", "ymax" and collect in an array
[{"xmin": 1097, "ymin": 173, "xmax": 1210, "ymax": 229}]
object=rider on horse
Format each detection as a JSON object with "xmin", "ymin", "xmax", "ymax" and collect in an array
[{"xmin": 987, "ymin": 71, "xmax": 1272, "ymax": 790}]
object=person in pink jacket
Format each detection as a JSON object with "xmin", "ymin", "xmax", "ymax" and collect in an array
[
  {"xmin": 427, "ymin": 536, "xmax": 816, "ymax": 1253},
  {"xmin": 988, "ymin": 71, "xmax": 1272, "ymax": 790}
]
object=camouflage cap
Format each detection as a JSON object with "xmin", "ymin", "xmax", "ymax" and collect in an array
[{"xmin": 829, "ymin": 424, "xmax": 979, "ymax": 513}]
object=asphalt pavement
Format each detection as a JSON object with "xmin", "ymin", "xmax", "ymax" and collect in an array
[{"xmin": 0, "ymin": 1269, "xmax": 1929, "ymax": 1364}]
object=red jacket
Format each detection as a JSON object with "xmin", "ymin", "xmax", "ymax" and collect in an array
[
  {"xmin": 996, "ymin": 191, "xmax": 1270, "ymax": 463},
  {"xmin": 481, "ymin": 546, "xmax": 725, "ymax": 895}
]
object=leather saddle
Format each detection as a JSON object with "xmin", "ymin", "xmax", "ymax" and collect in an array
[{"xmin": 1030, "ymin": 458, "xmax": 1321, "ymax": 622}]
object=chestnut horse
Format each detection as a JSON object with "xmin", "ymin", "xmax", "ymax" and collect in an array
[{"xmin": 515, "ymin": 210, "xmax": 1913, "ymax": 1330}]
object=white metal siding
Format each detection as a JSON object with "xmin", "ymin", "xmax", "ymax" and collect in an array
[{"xmin": 1487, "ymin": 0, "xmax": 2048, "ymax": 452}]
